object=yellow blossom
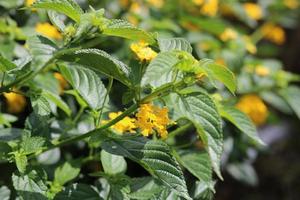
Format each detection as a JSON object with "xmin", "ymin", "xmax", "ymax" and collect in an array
[
  {"xmin": 135, "ymin": 104, "xmax": 171, "ymax": 139},
  {"xmin": 54, "ymin": 72, "xmax": 68, "ymax": 94},
  {"xmin": 255, "ymin": 65, "xmax": 270, "ymax": 76},
  {"xmin": 25, "ymin": 0, "xmax": 35, "ymax": 6},
  {"xmin": 130, "ymin": 2, "xmax": 143, "ymax": 14},
  {"xmin": 236, "ymin": 94, "xmax": 268, "ymax": 126},
  {"xmin": 196, "ymin": 72, "xmax": 206, "ymax": 81},
  {"xmin": 35, "ymin": 23, "xmax": 62, "ymax": 40},
  {"xmin": 284, "ymin": 0, "xmax": 299, "ymax": 9},
  {"xmin": 243, "ymin": 3, "xmax": 263, "ymax": 20},
  {"xmin": 243, "ymin": 36, "xmax": 257, "ymax": 54},
  {"xmin": 261, "ymin": 23, "xmax": 285, "ymax": 45},
  {"xmin": 200, "ymin": 0, "xmax": 219, "ymax": 17},
  {"xmin": 147, "ymin": 0, "xmax": 164, "ymax": 8},
  {"xmin": 119, "ymin": 0, "xmax": 130, "ymax": 8},
  {"xmin": 3, "ymin": 91, "xmax": 27, "ymax": 114},
  {"xmin": 219, "ymin": 28, "xmax": 238, "ymax": 41},
  {"xmin": 102, "ymin": 112, "xmax": 137, "ymax": 134},
  {"xmin": 130, "ymin": 41, "xmax": 157, "ymax": 61}
]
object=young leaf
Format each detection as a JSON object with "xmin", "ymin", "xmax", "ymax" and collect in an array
[
  {"xmin": 102, "ymin": 136, "xmax": 191, "ymax": 200},
  {"xmin": 103, "ymin": 19, "xmax": 156, "ymax": 44},
  {"xmin": 198, "ymin": 59, "xmax": 236, "ymax": 93},
  {"xmin": 54, "ymin": 162, "xmax": 80, "ymax": 186},
  {"xmin": 21, "ymin": 135, "xmax": 45, "ymax": 155},
  {"xmin": 280, "ymin": 86, "xmax": 300, "ymax": 119},
  {"xmin": 220, "ymin": 106, "xmax": 265, "ymax": 146},
  {"xmin": 31, "ymin": 0, "xmax": 83, "ymax": 22},
  {"xmin": 158, "ymin": 38, "xmax": 192, "ymax": 53},
  {"xmin": 15, "ymin": 153, "xmax": 28, "ymax": 174},
  {"xmin": 101, "ymin": 150, "xmax": 127, "ymax": 175},
  {"xmin": 166, "ymin": 90, "xmax": 223, "ymax": 179},
  {"xmin": 60, "ymin": 49, "xmax": 131, "ymax": 86},
  {"xmin": 59, "ymin": 64, "xmax": 107, "ymax": 110},
  {"xmin": 54, "ymin": 183, "xmax": 102, "ymax": 200},
  {"xmin": 0, "ymin": 55, "xmax": 17, "ymax": 72}
]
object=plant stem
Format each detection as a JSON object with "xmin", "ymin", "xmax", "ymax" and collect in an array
[{"xmin": 167, "ymin": 122, "xmax": 194, "ymax": 138}]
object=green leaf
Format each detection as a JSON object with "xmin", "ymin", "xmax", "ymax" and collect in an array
[
  {"xmin": 260, "ymin": 91, "xmax": 293, "ymax": 114},
  {"xmin": 0, "ymin": 142, "xmax": 11, "ymax": 160},
  {"xmin": 31, "ymin": 0, "xmax": 83, "ymax": 22},
  {"xmin": 15, "ymin": 153, "xmax": 28, "ymax": 174},
  {"xmin": 48, "ymin": 11, "xmax": 66, "ymax": 32},
  {"xmin": 226, "ymin": 162, "xmax": 258, "ymax": 186},
  {"xmin": 54, "ymin": 162, "xmax": 80, "ymax": 186},
  {"xmin": 0, "ymin": 186, "xmax": 10, "ymax": 200},
  {"xmin": 60, "ymin": 49, "xmax": 131, "ymax": 86},
  {"xmin": 21, "ymin": 135, "xmax": 45, "ymax": 155},
  {"xmin": 199, "ymin": 59, "xmax": 236, "ymax": 93},
  {"xmin": 192, "ymin": 181, "xmax": 215, "ymax": 200},
  {"xmin": 30, "ymin": 94, "xmax": 51, "ymax": 117},
  {"xmin": 59, "ymin": 64, "xmax": 107, "ymax": 110},
  {"xmin": 0, "ymin": 128, "xmax": 23, "ymax": 141},
  {"xmin": 54, "ymin": 183, "xmax": 102, "ymax": 200},
  {"xmin": 166, "ymin": 90, "xmax": 223, "ymax": 179},
  {"xmin": 178, "ymin": 150, "xmax": 213, "ymax": 189},
  {"xmin": 280, "ymin": 86, "xmax": 300, "ymax": 119},
  {"xmin": 101, "ymin": 150, "xmax": 127, "ymax": 175},
  {"xmin": 220, "ymin": 106, "xmax": 265, "ymax": 145},
  {"xmin": 12, "ymin": 170, "xmax": 48, "ymax": 200},
  {"xmin": 42, "ymin": 90, "xmax": 72, "ymax": 116},
  {"xmin": 128, "ymin": 177, "xmax": 163, "ymax": 199},
  {"xmin": 103, "ymin": 19, "xmax": 156, "ymax": 44},
  {"xmin": 141, "ymin": 51, "xmax": 179, "ymax": 88},
  {"xmin": 0, "ymin": 54, "xmax": 17, "ymax": 72},
  {"xmin": 102, "ymin": 136, "xmax": 191, "ymax": 200},
  {"xmin": 158, "ymin": 38, "xmax": 192, "ymax": 53}
]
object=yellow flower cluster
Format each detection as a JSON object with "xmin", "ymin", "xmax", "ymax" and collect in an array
[
  {"xmin": 35, "ymin": 23, "xmax": 62, "ymax": 40},
  {"xmin": 236, "ymin": 94, "xmax": 268, "ymax": 126},
  {"xmin": 135, "ymin": 104, "xmax": 171, "ymax": 139},
  {"xmin": 130, "ymin": 41, "xmax": 157, "ymax": 61},
  {"xmin": 25, "ymin": 0, "xmax": 35, "ymax": 6},
  {"xmin": 54, "ymin": 72, "xmax": 68, "ymax": 94},
  {"xmin": 255, "ymin": 65, "xmax": 270, "ymax": 76},
  {"xmin": 193, "ymin": 0, "xmax": 219, "ymax": 17},
  {"xmin": 284, "ymin": 0, "xmax": 299, "ymax": 9},
  {"xmin": 3, "ymin": 91, "xmax": 27, "ymax": 114},
  {"xmin": 219, "ymin": 28, "xmax": 238, "ymax": 42},
  {"xmin": 243, "ymin": 3, "xmax": 263, "ymax": 20},
  {"xmin": 103, "ymin": 112, "xmax": 137, "ymax": 134},
  {"xmin": 261, "ymin": 23, "xmax": 286, "ymax": 45},
  {"xmin": 147, "ymin": 0, "xmax": 164, "ymax": 8}
]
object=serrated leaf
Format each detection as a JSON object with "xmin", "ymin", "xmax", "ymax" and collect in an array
[
  {"xmin": 220, "ymin": 106, "xmax": 265, "ymax": 146},
  {"xmin": 12, "ymin": 170, "xmax": 48, "ymax": 200},
  {"xmin": 103, "ymin": 19, "xmax": 156, "ymax": 44},
  {"xmin": 48, "ymin": 11, "xmax": 66, "ymax": 32},
  {"xmin": 54, "ymin": 183, "xmax": 102, "ymax": 200},
  {"xmin": 21, "ymin": 135, "xmax": 45, "ymax": 155},
  {"xmin": 280, "ymin": 86, "xmax": 300, "ymax": 119},
  {"xmin": 31, "ymin": 94, "xmax": 51, "ymax": 116},
  {"xmin": 15, "ymin": 153, "xmax": 28, "ymax": 174},
  {"xmin": 25, "ymin": 112, "xmax": 50, "ymax": 138},
  {"xmin": 178, "ymin": 150, "xmax": 213, "ymax": 188},
  {"xmin": 192, "ymin": 181, "xmax": 215, "ymax": 200},
  {"xmin": 0, "ymin": 186, "xmax": 10, "ymax": 200},
  {"xmin": 42, "ymin": 90, "xmax": 72, "ymax": 116},
  {"xmin": 101, "ymin": 150, "xmax": 127, "ymax": 175},
  {"xmin": 102, "ymin": 136, "xmax": 191, "ymax": 200},
  {"xmin": 199, "ymin": 59, "xmax": 236, "ymax": 93},
  {"xmin": 60, "ymin": 49, "xmax": 131, "ymax": 86},
  {"xmin": 129, "ymin": 177, "xmax": 163, "ymax": 199},
  {"xmin": 0, "ymin": 54, "xmax": 17, "ymax": 72},
  {"xmin": 59, "ymin": 64, "xmax": 107, "ymax": 110},
  {"xmin": 54, "ymin": 162, "xmax": 80, "ymax": 186},
  {"xmin": 166, "ymin": 90, "xmax": 223, "ymax": 179},
  {"xmin": 31, "ymin": 0, "xmax": 83, "ymax": 22},
  {"xmin": 158, "ymin": 38, "xmax": 192, "ymax": 53},
  {"xmin": 141, "ymin": 51, "xmax": 179, "ymax": 87}
]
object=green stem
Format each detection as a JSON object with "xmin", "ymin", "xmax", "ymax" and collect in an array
[{"xmin": 167, "ymin": 122, "xmax": 194, "ymax": 138}]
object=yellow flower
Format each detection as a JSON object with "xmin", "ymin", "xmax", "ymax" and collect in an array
[
  {"xmin": 196, "ymin": 72, "xmax": 206, "ymax": 81},
  {"xmin": 130, "ymin": 2, "xmax": 143, "ymax": 14},
  {"xmin": 200, "ymin": 0, "xmax": 219, "ymax": 17},
  {"xmin": 135, "ymin": 104, "xmax": 171, "ymax": 139},
  {"xmin": 243, "ymin": 36, "xmax": 257, "ymax": 54},
  {"xmin": 25, "ymin": 0, "xmax": 35, "ymax": 6},
  {"xmin": 103, "ymin": 112, "xmax": 137, "ymax": 134},
  {"xmin": 35, "ymin": 23, "xmax": 62, "ymax": 40},
  {"xmin": 255, "ymin": 65, "xmax": 270, "ymax": 76},
  {"xmin": 236, "ymin": 94, "xmax": 268, "ymax": 126},
  {"xmin": 243, "ymin": 3, "xmax": 263, "ymax": 20},
  {"xmin": 130, "ymin": 41, "xmax": 157, "ymax": 61},
  {"xmin": 147, "ymin": 0, "xmax": 164, "ymax": 8},
  {"xmin": 261, "ymin": 23, "xmax": 285, "ymax": 45},
  {"xmin": 119, "ymin": 0, "xmax": 130, "ymax": 8},
  {"xmin": 284, "ymin": 0, "xmax": 299, "ymax": 9},
  {"xmin": 3, "ymin": 91, "xmax": 27, "ymax": 114},
  {"xmin": 54, "ymin": 72, "xmax": 68, "ymax": 94},
  {"xmin": 219, "ymin": 28, "xmax": 238, "ymax": 42},
  {"xmin": 192, "ymin": 0, "xmax": 205, "ymax": 6}
]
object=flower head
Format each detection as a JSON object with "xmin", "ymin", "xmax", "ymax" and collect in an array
[
  {"xmin": 236, "ymin": 94, "xmax": 268, "ymax": 126},
  {"xmin": 284, "ymin": 0, "xmax": 299, "ymax": 9},
  {"xmin": 135, "ymin": 104, "xmax": 171, "ymax": 139},
  {"xmin": 54, "ymin": 72, "xmax": 68, "ymax": 94},
  {"xmin": 130, "ymin": 41, "xmax": 157, "ymax": 61},
  {"xmin": 200, "ymin": 0, "xmax": 219, "ymax": 17},
  {"xmin": 219, "ymin": 28, "xmax": 238, "ymax": 42},
  {"xmin": 103, "ymin": 112, "xmax": 137, "ymax": 134},
  {"xmin": 3, "ymin": 91, "xmax": 26, "ymax": 114},
  {"xmin": 243, "ymin": 3, "xmax": 263, "ymax": 20},
  {"xmin": 147, "ymin": 0, "xmax": 164, "ymax": 8},
  {"xmin": 25, "ymin": 0, "xmax": 35, "ymax": 6},
  {"xmin": 261, "ymin": 23, "xmax": 285, "ymax": 45},
  {"xmin": 255, "ymin": 65, "xmax": 270, "ymax": 76},
  {"xmin": 35, "ymin": 23, "xmax": 62, "ymax": 40}
]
